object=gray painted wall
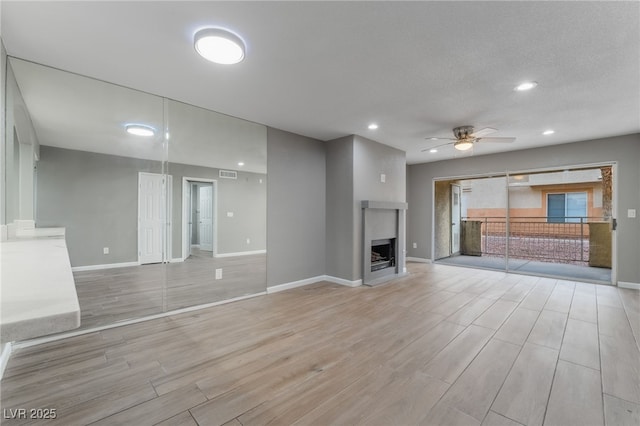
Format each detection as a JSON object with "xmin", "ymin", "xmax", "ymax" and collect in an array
[
  {"xmin": 37, "ymin": 146, "xmax": 266, "ymax": 267},
  {"xmin": 325, "ymin": 135, "xmax": 406, "ymax": 281},
  {"xmin": 4, "ymin": 60, "xmax": 39, "ymax": 224},
  {"xmin": 1, "ymin": 41, "xmax": 6, "ymax": 226},
  {"xmin": 266, "ymin": 127, "xmax": 326, "ymax": 287},
  {"xmin": 37, "ymin": 146, "xmax": 159, "ymax": 266},
  {"xmin": 325, "ymin": 135, "xmax": 355, "ymax": 281},
  {"xmin": 407, "ymin": 133, "xmax": 640, "ymax": 284}
]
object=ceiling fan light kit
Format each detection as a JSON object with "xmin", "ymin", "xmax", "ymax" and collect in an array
[
  {"xmin": 454, "ymin": 139, "xmax": 474, "ymax": 151},
  {"xmin": 423, "ymin": 125, "xmax": 515, "ymax": 153}
]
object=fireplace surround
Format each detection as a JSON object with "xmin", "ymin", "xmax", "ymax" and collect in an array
[{"xmin": 362, "ymin": 200, "xmax": 408, "ymax": 286}]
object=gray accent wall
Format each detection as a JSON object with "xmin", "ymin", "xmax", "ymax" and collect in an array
[
  {"xmin": 353, "ymin": 136, "xmax": 406, "ymax": 280},
  {"xmin": 407, "ymin": 133, "xmax": 640, "ymax": 284},
  {"xmin": 266, "ymin": 127, "xmax": 326, "ymax": 287},
  {"xmin": 326, "ymin": 135, "xmax": 406, "ymax": 281},
  {"xmin": 325, "ymin": 135, "xmax": 354, "ymax": 281},
  {"xmin": 37, "ymin": 146, "xmax": 267, "ymax": 267}
]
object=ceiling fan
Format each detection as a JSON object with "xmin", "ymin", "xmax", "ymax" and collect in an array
[{"xmin": 422, "ymin": 126, "xmax": 516, "ymax": 152}]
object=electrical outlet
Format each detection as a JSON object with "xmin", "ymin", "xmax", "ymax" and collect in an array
[
  {"xmin": 246, "ymin": 238, "xmax": 251, "ymax": 245},
  {"xmin": 103, "ymin": 247, "xmax": 109, "ymax": 254},
  {"xmin": 215, "ymin": 268, "xmax": 223, "ymax": 280},
  {"xmin": 628, "ymin": 209, "xmax": 637, "ymax": 218},
  {"xmin": 227, "ymin": 212, "xmax": 234, "ymax": 218},
  {"xmin": 380, "ymin": 173, "xmax": 386, "ymax": 183},
  {"xmin": 412, "ymin": 242, "xmax": 417, "ymax": 249}
]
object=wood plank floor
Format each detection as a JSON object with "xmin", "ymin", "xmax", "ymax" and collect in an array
[
  {"xmin": 74, "ymin": 250, "xmax": 266, "ymax": 329},
  {"xmin": 2, "ymin": 262, "xmax": 639, "ymax": 425}
]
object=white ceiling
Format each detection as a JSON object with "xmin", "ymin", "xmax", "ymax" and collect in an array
[{"xmin": 2, "ymin": 1, "xmax": 639, "ymax": 164}]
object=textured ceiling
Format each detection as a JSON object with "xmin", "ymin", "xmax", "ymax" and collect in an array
[{"xmin": 2, "ymin": 1, "xmax": 639, "ymax": 164}]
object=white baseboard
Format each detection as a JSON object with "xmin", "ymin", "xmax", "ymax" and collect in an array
[
  {"xmin": 0, "ymin": 342, "xmax": 12, "ymax": 381},
  {"xmin": 170, "ymin": 257, "xmax": 184, "ymax": 263},
  {"xmin": 324, "ymin": 275, "xmax": 363, "ymax": 287},
  {"xmin": 71, "ymin": 261, "xmax": 139, "ymax": 272},
  {"xmin": 618, "ymin": 281, "xmax": 640, "ymax": 290},
  {"xmin": 267, "ymin": 274, "xmax": 363, "ymax": 293},
  {"xmin": 215, "ymin": 249, "xmax": 266, "ymax": 258},
  {"xmin": 407, "ymin": 257, "xmax": 432, "ymax": 263},
  {"xmin": 267, "ymin": 275, "xmax": 326, "ymax": 294}
]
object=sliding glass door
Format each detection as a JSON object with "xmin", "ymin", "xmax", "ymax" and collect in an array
[{"xmin": 434, "ymin": 165, "xmax": 614, "ymax": 284}]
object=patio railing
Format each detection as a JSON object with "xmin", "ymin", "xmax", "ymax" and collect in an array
[{"xmin": 462, "ymin": 216, "xmax": 608, "ymax": 264}]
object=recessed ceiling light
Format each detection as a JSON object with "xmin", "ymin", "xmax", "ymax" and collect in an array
[
  {"xmin": 368, "ymin": 123, "xmax": 379, "ymax": 130},
  {"xmin": 194, "ymin": 28, "xmax": 245, "ymax": 65},
  {"xmin": 429, "ymin": 149, "xmax": 438, "ymax": 153},
  {"xmin": 515, "ymin": 81, "xmax": 538, "ymax": 91},
  {"xmin": 237, "ymin": 162, "xmax": 245, "ymax": 166},
  {"xmin": 125, "ymin": 124, "xmax": 155, "ymax": 137},
  {"xmin": 543, "ymin": 129, "xmax": 555, "ymax": 135}
]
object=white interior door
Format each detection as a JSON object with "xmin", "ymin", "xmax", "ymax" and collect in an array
[
  {"xmin": 198, "ymin": 185, "xmax": 213, "ymax": 251},
  {"xmin": 451, "ymin": 184, "xmax": 461, "ymax": 254},
  {"xmin": 139, "ymin": 172, "xmax": 165, "ymax": 264}
]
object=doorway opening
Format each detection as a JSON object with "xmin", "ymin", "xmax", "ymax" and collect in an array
[
  {"xmin": 182, "ymin": 177, "xmax": 217, "ymax": 261},
  {"xmin": 433, "ymin": 165, "xmax": 615, "ymax": 284}
]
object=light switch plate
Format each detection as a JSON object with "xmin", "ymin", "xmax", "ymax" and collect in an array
[
  {"xmin": 227, "ymin": 212, "xmax": 234, "ymax": 218},
  {"xmin": 380, "ymin": 174, "xmax": 386, "ymax": 183},
  {"xmin": 628, "ymin": 209, "xmax": 637, "ymax": 218},
  {"xmin": 215, "ymin": 268, "xmax": 223, "ymax": 279}
]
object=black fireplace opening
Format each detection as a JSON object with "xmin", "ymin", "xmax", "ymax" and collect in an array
[{"xmin": 371, "ymin": 238, "xmax": 396, "ymax": 272}]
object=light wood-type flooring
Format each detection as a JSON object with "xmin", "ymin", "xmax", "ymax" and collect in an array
[
  {"xmin": 2, "ymin": 262, "xmax": 639, "ymax": 425},
  {"xmin": 74, "ymin": 249, "xmax": 266, "ymax": 329}
]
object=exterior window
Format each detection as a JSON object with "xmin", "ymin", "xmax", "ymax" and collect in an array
[{"xmin": 547, "ymin": 192, "xmax": 587, "ymax": 223}]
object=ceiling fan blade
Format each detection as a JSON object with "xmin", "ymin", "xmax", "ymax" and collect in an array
[
  {"xmin": 421, "ymin": 141, "xmax": 454, "ymax": 152},
  {"xmin": 424, "ymin": 137, "xmax": 455, "ymax": 141},
  {"xmin": 470, "ymin": 127, "xmax": 497, "ymax": 138},
  {"xmin": 476, "ymin": 137, "xmax": 516, "ymax": 144}
]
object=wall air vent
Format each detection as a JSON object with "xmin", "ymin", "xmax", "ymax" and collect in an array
[{"xmin": 219, "ymin": 170, "xmax": 238, "ymax": 179}]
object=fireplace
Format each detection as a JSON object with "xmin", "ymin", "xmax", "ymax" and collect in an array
[
  {"xmin": 362, "ymin": 200, "xmax": 408, "ymax": 286},
  {"xmin": 371, "ymin": 238, "xmax": 396, "ymax": 272}
]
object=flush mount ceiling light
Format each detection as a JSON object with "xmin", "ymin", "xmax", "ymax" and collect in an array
[
  {"xmin": 454, "ymin": 139, "xmax": 474, "ymax": 151},
  {"xmin": 514, "ymin": 81, "xmax": 538, "ymax": 91},
  {"xmin": 368, "ymin": 123, "xmax": 379, "ymax": 130},
  {"xmin": 429, "ymin": 149, "xmax": 438, "ymax": 153},
  {"xmin": 125, "ymin": 124, "xmax": 156, "ymax": 137},
  {"xmin": 237, "ymin": 162, "xmax": 245, "ymax": 166},
  {"xmin": 194, "ymin": 28, "xmax": 245, "ymax": 65},
  {"xmin": 543, "ymin": 129, "xmax": 555, "ymax": 135}
]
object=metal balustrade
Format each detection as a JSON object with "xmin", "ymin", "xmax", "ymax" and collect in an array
[{"xmin": 462, "ymin": 216, "xmax": 608, "ymax": 265}]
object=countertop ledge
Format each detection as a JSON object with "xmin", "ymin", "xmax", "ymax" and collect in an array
[{"xmin": 1, "ymin": 230, "xmax": 81, "ymax": 342}]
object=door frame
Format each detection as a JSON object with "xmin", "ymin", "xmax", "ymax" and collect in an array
[
  {"xmin": 451, "ymin": 183, "xmax": 462, "ymax": 255},
  {"xmin": 138, "ymin": 172, "xmax": 172, "ymax": 264},
  {"xmin": 182, "ymin": 177, "xmax": 217, "ymax": 260}
]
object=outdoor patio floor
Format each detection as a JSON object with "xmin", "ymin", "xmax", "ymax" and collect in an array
[{"xmin": 436, "ymin": 255, "xmax": 612, "ymax": 284}]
